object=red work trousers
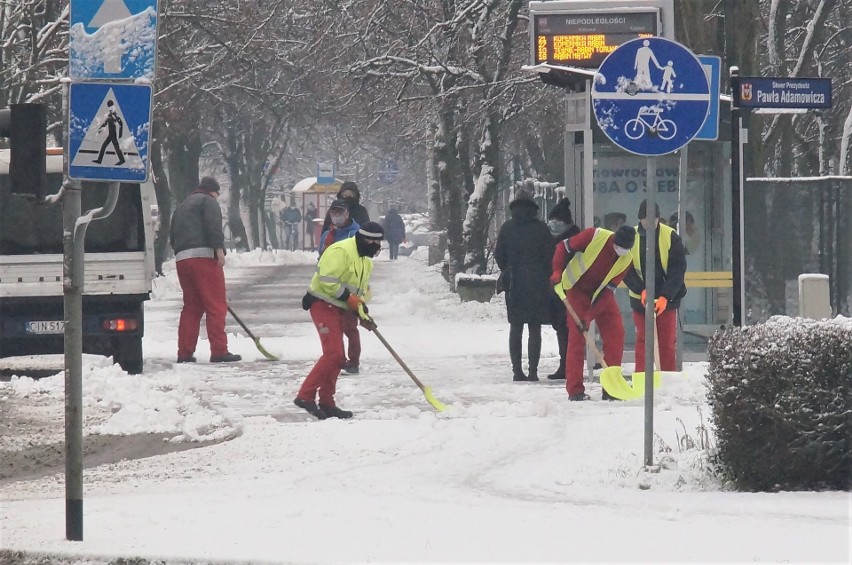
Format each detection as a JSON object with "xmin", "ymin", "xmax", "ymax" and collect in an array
[
  {"xmin": 297, "ymin": 300, "xmax": 346, "ymax": 407},
  {"xmin": 632, "ymin": 308, "xmax": 677, "ymax": 372},
  {"xmin": 342, "ymin": 310, "xmax": 361, "ymax": 364},
  {"xmin": 176, "ymin": 257, "xmax": 228, "ymax": 358},
  {"xmin": 565, "ymin": 289, "xmax": 624, "ymax": 396}
]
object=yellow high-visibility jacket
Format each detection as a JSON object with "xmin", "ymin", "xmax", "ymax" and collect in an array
[{"xmin": 308, "ymin": 237, "xmax": 373, "ymax": 309}]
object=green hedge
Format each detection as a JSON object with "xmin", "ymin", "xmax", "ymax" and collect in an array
[{"xmin": 707, "ymin": 317, "xmax": 851, "ymax": 491}]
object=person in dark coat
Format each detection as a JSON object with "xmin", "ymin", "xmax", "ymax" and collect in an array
[
  {"xmin": 322, "ymin": 181, "xmax": 370, "ymax": 232},
  {"xmin": 382, "ymin": 208, "xmax": 406, "ymax": 260},
  {"xmin": 494, "ymin": 191, "xmax": 554, "ymax": 381},
  {"xmin": 545, "ymin": 198, "xmax": 582, "ymax": 380}
]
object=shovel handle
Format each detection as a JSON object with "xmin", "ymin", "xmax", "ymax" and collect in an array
[
  {"xmin": 562, "ymin": 296, "xmax": 608, "ymax": 369},
  {"xmin": 227, "ymin": 305, "xmax": 257, "ymax": 340}
]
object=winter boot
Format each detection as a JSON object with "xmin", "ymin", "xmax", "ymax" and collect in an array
[
  {"xmin": 210, "ymin": 352, "xmax": 242, "ymax": 363},
  {"xmin": 509, "ymin": 324, "xmax": 526, "ymax": 381},
  {"xmin": 342, "ymin": 361, "xmax": 360, "ymax": 374},
  {"xmin": 569, "ymin": 393, "xmax": 590, "ymax": 401},
  {"xmin": 294, "ymin": 398, "xmax": 327, "ymax": 420},
  {"xmin": 546, "ymin": 363, "xmax": 566, "ymax": 380},
  {"xmin": 319, "ymin": 404, "xmax": 353, "ymax": 419}
]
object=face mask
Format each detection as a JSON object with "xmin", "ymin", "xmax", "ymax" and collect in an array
[
  {"xmin": 547, "ymin": 220, "xmax": 567, "ymax": 235},
  {"xmin": 368, "ymin": 243, "xmax": 382, "ymax": 257},
  {"xmin": 330, "ymin": 213, "xmax": 347, "ymax": 227},
  {"xmin": 614, "ymin": 245, "xmax": 630, "ymax": 257}
]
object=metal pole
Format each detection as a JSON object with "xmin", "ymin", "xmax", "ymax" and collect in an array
[
  {"xmin": 63, "ymin": 178, "xmax": 83, "ymax": 541},
  {"xmin": 730, "ymin": 67, "xmax": 745, "ymax": 326},
  {"xmin": 644, "ymin": 156, "xmax": 657, "ymax": 467},
  {"xmin": 675, "ymin": 147, "xmax": 687, "ymax": 370}
]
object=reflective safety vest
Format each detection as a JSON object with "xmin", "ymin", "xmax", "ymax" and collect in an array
[
  {"xmin": 308, "ymin": 237, "xmax": 373, "ymax": 309},
  {"xmin": 628, "ymin": 223, "xmax": 674, "ymax": 300},
  {"xmin": 554, "ymin": 227, "xmax": 633, "ymax": 302}
]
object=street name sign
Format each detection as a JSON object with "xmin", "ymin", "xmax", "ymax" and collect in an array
[
  {"xmin": 733, "ymin": 77, "xmax": 831, "ymax": 109},
  {"xmin": 591, "ymin": 37, "xmax": 710, "ymax": 156}
]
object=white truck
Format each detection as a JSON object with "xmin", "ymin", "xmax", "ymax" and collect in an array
[{"xmin": 0, "ymin": 149, "xmax": 156, "ymax": 373}]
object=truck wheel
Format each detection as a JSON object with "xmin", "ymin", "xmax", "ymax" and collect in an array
[{"xmin": 114, "ymin": 336, "xmax": 144, "ymax": 375}]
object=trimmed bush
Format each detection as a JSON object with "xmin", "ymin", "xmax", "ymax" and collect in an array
[{"xmin": 707, "ymin": 316, "xmax": 851, "ymax": 491}]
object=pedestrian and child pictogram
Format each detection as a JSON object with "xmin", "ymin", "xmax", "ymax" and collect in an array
[
  {"xmin": 591, "ymin": 37, "xmax": 710, "ymax": 156},
  {"xmin": 68, "ymin": 82, "xmax": 152, "ymax": 182}
]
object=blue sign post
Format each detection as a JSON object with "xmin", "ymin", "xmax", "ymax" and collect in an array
[
  {"xmin": 591, "ymin": 37, "xmax": 710, "ymax": 156},
  {"xmin": 695, "ymin": 55, "xmax": 721, "ymax": 141}
]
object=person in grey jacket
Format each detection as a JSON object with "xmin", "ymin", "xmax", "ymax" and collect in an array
[{"xmin": 169, "ymin": 177, "xmax": 241, "ymax": 364}]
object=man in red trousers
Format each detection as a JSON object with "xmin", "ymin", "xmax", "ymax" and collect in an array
[
  {"xmin": 551, "ymin": 225, "xmax": 636, "ymax": 400},
  {"xmin": 170, "ymin": 177, "xmax": 241, "ymax": 364},
  {"xmin": 623, "ymin": 200, "xmax": 687, "ymax": 373}
]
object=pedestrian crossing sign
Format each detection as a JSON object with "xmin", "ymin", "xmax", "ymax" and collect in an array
[{"xmin": 68, "ymin": 82, "xmax": 152, "ymax": 182}]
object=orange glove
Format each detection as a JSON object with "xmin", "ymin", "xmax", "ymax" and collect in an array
[
  {"xmin": 654, "ymin": 296, "xmax": 668, "ymax": 315},
  {"xmin": 640, "ymin": 289, "xmax": 647, "ymax": 306},
  {"xmin": 346, "ymin": 294, "xmax": 364, "ymax": 311}
]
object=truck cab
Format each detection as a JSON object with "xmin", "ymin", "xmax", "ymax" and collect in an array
[{"xmin": 0, "ymin": 149, "xmax": 156, "ymax": 373}]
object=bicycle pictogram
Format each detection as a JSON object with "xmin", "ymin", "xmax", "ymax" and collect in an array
[{"xmin": 624, "ymin": 106, "xmax": 677, "ymax": 140}]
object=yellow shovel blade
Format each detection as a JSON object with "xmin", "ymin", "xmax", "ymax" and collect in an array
[
  {"xmin": 600, "ymin": 366, "xmax": 642, "ymax": 400},
  {"xmin": 254, "ymin": 338, "xmax": 279, "ymax": 361},
  {"xmin": 630, "ymin": 371, "xmax": 662, "ymax": 396},
  {"xmin": 422, "ymin": 386, "xmax": 447, "ymax": 412}
]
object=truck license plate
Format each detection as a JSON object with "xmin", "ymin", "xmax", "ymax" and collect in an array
[{"xmin": 25, "ymin": 320, "xmax": 65, "ymax": 334}]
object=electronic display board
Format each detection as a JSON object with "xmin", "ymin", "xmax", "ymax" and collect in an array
[{"xmin": 532, "ymin": 11, "xmax": 658, "ymax": 68}]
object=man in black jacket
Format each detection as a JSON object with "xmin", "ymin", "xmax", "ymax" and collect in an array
[
  {"xmin": 623, "ymin": 200, "xmax": 687, "ymax": 373},
  {"xmin": 170, "ymin": 177, "xmax": 241, "ymax": 364}
]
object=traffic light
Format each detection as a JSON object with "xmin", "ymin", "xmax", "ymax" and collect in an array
[{"xmin": 0, "ymin": 103, "xmax": 47, "ymax": 198}]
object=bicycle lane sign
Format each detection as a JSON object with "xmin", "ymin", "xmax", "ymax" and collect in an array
[{"xmin": 591, "ymin": 37, "xmax": 710, "ymax": 156}]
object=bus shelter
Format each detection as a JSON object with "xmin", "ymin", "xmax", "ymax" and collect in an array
[{"xmin": 291, "ymin": 177, "xmax": 342, "ymax": 251}]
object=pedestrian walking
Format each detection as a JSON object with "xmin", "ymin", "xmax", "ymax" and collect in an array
[
  {"xmin": 322, "ymin": 181, "xmax": 370, "ymax": 232},
  {"xmin": 169, "ymin": 177, "xmax": 241, "ymax": 364},
  {"xmin": 304, "ymin": 201, "xmax": 319, "ymax": 249},
  {"xmin": 382, "ymin": 208, "xmax": 406, "ymax": 260},
  {"xmin": 551, "ymin": 224, "xmax": 636, "ymax": 399},
  {"xmin": 624, "ymin": 200, "xmax": 687, "ymax": 372},
  {"xmin": 494, "ymin": 191, "xmax": 554, "ymax": 382},
  {"xmin": 545, "ymin": 198, "xmax": 582, "ymax": 380},
  {"xmin": 295, "ymin": 222, "xmax": 385, "ymax": 419}
]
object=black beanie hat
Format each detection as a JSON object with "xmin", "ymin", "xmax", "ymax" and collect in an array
[
  {"xmin": 613, "ymin": 225, "xmax": 636, "ymax": 249},
  {"xmin": 638, "ymin": 200, "xmax": 661, "ymax": 220},
  {"xmin": 358, "ymin": 221, "xmax": 384, "ymax": 239},
  {"xmin": 198, "ymin": 176, "xmax": 220, "ymax": 193},
  {"xmin": 547, "ymin": 198, "xmax": 573, "ymax": 224}
]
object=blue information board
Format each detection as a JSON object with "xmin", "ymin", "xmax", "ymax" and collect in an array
[
  {"xmin": 734, "ymin": 77, "xmax": 831, "ymax": 109},
  {"xmin": 70, "ymin": 0, "xmax": 159, "ymax": 80},
  {"xmin": 68, "ymin": 82, "xmax": 152, "ymax": 182},
  {"xmin": 591, "ymin": 37, "xmax": 710, "ymax": 156}
]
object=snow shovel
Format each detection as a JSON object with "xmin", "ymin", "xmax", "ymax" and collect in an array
[
  {"xmin": 226, "ymin": 305, "xmax": 279, "ymax": 361},
  {"xmin": 359, "ymin": 306, "xmax": 447, "ymax": 412},
  {"xmin": 562, "ymin": 297, "xmax": 637, "ymax": 400}
]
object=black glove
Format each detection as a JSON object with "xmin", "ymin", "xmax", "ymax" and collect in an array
[{"xmin": 359, "ymin": 317, "xmax": 377, "ymax": 331}]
